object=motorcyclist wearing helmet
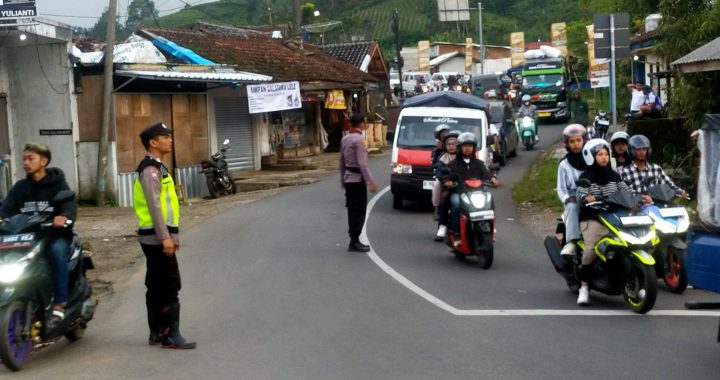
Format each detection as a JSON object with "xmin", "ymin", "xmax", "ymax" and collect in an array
[
  {"xmin": 432, "ymin": 124, "xmax": 451, "ymax": 165},
  {"xmin": 485, "ymin": 89, "xmax": 498, "ymax": 100},
  {"xmin": 620, "ymin": 134, "xmax": 686, "ymax": 203},
  {"xmin": 517, "ymin": 94, "xmax": 537, "ymax": 119},
  {"xmin": 556, "ymin": 124, "xmax": 589, "ymax": 256},
  {"xmin": 433, "ymin": 130, "xmax": 460, "ymax": 240},
  {"xmin": 609, "ymin": 131, "xmax": 632, "ymax": 171},
  {"xmin": 575, "ymin": 139, "xmax": 633, "ymax": 306},
  {"xmin": 441, "ymin": 132, "xmax": 499, "ymax": 248}
]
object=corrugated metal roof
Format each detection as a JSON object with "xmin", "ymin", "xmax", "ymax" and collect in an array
[
  {"xmin": 672, "ymin": 36, "xmax": 720, "ymax": 66},
  {"xmin": 115, "ymin": 69, "xmax": 272, "ymax": 83}
]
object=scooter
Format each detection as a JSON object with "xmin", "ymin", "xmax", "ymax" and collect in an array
[
  {"xmin": 201, "ymin": 139, "xmax": 237, "ymax": 198},
  {"xmin": 0, "ymin": 190, "xmax": 96, "ymax": 371},
  {"xmin": 516, "ymin": 116, "xmax": 537, "ymax": 150},
  {"xmin": 446, "ymin": 178, "xmax": 497, "ymax": 269},
  {"xmin": 592, "ymin": 110, "xmax": 610, "ymax": 139},
  {"xmin": 641, "ymin": 182, "xmax": 691, "ymax": 294},
  {"xmin": 544, "ymin": 183, "xmax": 660, "ymax": 313}
]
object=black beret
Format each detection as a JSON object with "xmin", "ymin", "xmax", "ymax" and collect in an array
[
  {"xmin": 140, "ymin": 123, "xmax": 173, "ymax": 142},
  {"xmin": 349, "ymin": 114, "xmax": 364, "ymax": 125}
]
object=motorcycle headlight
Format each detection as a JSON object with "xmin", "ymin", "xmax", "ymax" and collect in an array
[
  {"xmin": 391, "ymin": 163, "xmax": 412, "ymax": 174},
  {"xmin": 618, "ymin": 230, "xmax": 655, "ymax": 246},
  {"xmin": 654, "ymin": 219, "xmax": 678, "ymax": 234},
  {"xmin": 0, "ymin": 262, "xmax": 28, "ymax": 284}
]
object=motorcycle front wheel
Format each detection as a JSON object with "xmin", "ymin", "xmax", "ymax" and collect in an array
[
  {"xmin": 625, "ymin": 259, "xmax": 658, "ymax": 314},
  {"xmin": 222, "ymin": 171, "xmax": 237, "ymax": 195},
  {"xmin": 0, "ymin": 301, "xmax": 32, "ymax": 371},
  {"xmin": 663, "ymin": 246, "xmax": 688, "ymax": 294},
  {"xmin": 206, "ymin": 177, "xmax": 222, "ymax": 199}
]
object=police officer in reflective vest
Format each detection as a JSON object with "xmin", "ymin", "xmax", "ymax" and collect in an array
[{"xmin": 134, "ymin": 123, "xmax": 196, "ymax": 349}]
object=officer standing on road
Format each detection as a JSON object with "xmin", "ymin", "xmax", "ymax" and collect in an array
[
  {"xmin": 134, "ymin": 123, "xmax": 196, "ymax": 349},
  {"xmin": 340, "ymin": 114, "xmax": 377, "ymax": 252}
]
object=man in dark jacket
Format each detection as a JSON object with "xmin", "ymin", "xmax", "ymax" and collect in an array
[
  {"xmin": 569, "ymin": 90, "xmax": 589, "ymax": 126},
  {"xmin": 0, "ymin": 143, "xmax": 76, "ymax": 322},
  {"xmin": 442, "ymin": 132, "xmax": 498, "ymax": 247}
]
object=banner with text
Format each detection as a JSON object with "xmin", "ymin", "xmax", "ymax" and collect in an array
[
  {"xmin": 551, "ymin": 22, "xmax": 568, "ymax": 58},
  {"xmin": 586, "ymin": 25, "xmax": 609, "ymax": 88},
  {"xmin": 510, "ymin": 32, "xmax": 525, "ymax": 67},
  {"xmin": 418, "ymin": 40, "xmax": 431, "ymax": 72},
  {"xmin": 324, "ymin": 90, "xmax": 347, "ymax": 109},
  {"xmin": 247, "ymin": 81, "xmax": 302, "ymax": 114},
  {"xmin": 0, "ymin": 0, "xmax": 37, "ymax": 20},
  {"xmin": 465, "ymin": 38, "xmax": 473, "ymax": 73}
]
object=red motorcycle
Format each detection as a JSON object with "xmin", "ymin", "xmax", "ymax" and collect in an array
[{"xmin": 445, "ymin": 178, "xmax": 497, "ymax": 269}]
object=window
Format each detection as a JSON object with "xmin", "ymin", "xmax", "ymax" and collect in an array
[{"xmin": 397, "ymin": 116, "xmax": 484, "ymax": 149}]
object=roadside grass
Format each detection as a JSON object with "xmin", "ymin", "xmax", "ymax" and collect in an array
[{"xmin": 512, "ymin": 148, "xmax": 564, "ymax": 213}]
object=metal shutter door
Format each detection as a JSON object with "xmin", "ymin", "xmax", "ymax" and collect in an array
[{"xmin": 214, "ymin": 97, "xmax": 254, "ymax": 171}]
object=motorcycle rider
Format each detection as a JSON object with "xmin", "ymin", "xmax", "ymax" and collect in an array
[
  {"xmin": 556, "ymin": 125, "xmax": 589, "ymax": 256},
  {"xmin": 431, "ymin": 124, "xmax": 451, "ymax": 219},
  {"xmin": 610, "ymin": 131, "xmax": 632, "ymax": 172},
  {"xmin": 620, "ymin": 134, "xmax": 687, "ymax": 203},
  {"xmin": 434, "ymin": 130, "xmax": 460, "ymax": 240},
  {"xmin": 517, "ymin": 94, "xmax": 539, "ymax": 143},
  {"xmin": 0, "ymin": 143, "xmax": 76, "ymax": 322},
  {"xmin": 442, "ymin": 132, "xmax": 499, "ymax": 248},
  {"xmin": 576, "ymin": 139, "xmax": 633, "ymax": 306}
]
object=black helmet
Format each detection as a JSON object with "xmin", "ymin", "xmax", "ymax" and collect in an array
[
  {"xmin": 628, "ymin": 134, "xmax": 651, "ymax": 156},
  {"xmin": 457, "ymin": 132, "xmax": 477, "ymax": 153}
]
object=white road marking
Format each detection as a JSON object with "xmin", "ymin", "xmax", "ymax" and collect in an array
[{"xmin": 362, "ymin": 186, "xmax": 720, "ymax": 318}]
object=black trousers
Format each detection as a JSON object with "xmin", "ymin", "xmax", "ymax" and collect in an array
[
  {"xmin": 141, "ymin": 243, "xmax": 182, "ymax": 308},
  {"xmin": 344, "ymin": 182, "xmax": 367, "ymax": 243}
]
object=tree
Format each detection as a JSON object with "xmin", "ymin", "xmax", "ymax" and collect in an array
[
  {"xmin": 87, "ymin": 7, "xmax": 130, "ymax": 41},
  {"xmin": 126, "ymin": 0, "xmax": 159, "ymax": 31}
]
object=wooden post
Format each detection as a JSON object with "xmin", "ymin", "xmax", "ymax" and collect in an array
[{"xmin": 95, "ymin": 0, "xmax": 117, "ymax": 206}]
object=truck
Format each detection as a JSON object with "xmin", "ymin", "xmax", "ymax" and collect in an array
[{"xmin": 521, "ymin": 57, "xmax": 569, "ymax": 121}]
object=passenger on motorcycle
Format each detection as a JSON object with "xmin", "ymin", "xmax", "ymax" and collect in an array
[
  {"xmin": 610, "ymin": 131, "xmax": 632, "ymax": 172},
  {"xmin": 433, "ymin": 130, "xmax": 460, "ymax": 240},
  {"xmin": 0, "ymin": 143, "xmax": 76, "ymax": 322},
  {"xmin": 576, "ymin": 139, "xmax": 633, "ymax": 306},
  {"xmin": 431, "ymin": 124, "xmax": 451, "ymax": 165},
  {"xmin": 441, "ymin": 132, "xmax": 499, "ymax": 248},
  {"xmin": 556, "ymin": 124, "xmax": 589, "ymax": 256},
  {"xmin": 620, "ymin": 134, "xmax": 687, "ymax": 203}
]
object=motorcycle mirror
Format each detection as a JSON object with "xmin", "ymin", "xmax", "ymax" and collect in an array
[
  {"xmin": 576, "ymin": 178, "xmax": 592, "ymax": 188},
  {"xmin": 222, "ymin": 139, "xmax": 230, "ymax": 145},
  {"xmin": 53, "ymin": 190, "xmax": 75, "ymax": 204}
]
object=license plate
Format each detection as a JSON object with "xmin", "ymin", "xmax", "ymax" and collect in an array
[
  {"xmin": 422, "ymin": 180, "xmax": 434, "ymax": 190},
  {"xmin": 620, "ymin": 216, "xmax": 653, "ymax": 226},
  {"xmin": 538, "ymin": 112, "xmax": 551, "ymax": 117},
  {"xmin": 598, "ymin": 120, "xmax": 610, "ymax": 125},
  {"xmin": 659, "ymin": 207, "xmax": 687, "ymax": 218},
  {"xmin": 0, "ymin": 233, "xmax": 35, "ymax": 249}
]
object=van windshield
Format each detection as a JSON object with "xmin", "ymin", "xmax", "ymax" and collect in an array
[{"xmin": 397, "ymin": 116, "xmax": 485, "ymax": 149}]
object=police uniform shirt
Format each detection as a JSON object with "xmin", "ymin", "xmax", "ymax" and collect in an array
[{"xmin": 137, "ymin": 154, "xmax": 179, "ymax": 246}]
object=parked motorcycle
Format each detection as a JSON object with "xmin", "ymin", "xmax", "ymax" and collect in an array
[
  {"xmin": 0, "ymin": 190, "xmax": 96, "ymax": 371},
  {"xmin": 591, "ymin": 110, "xmax": 611, "ymax": 139},
  {"xmin": 516, "ymin": 116, "xmax": 537, "ymax": 150},
  {"xmin": 201, "ymin": 139, "xmax": 237, "ymax": 198},
  {"xmin": 544, "ymin": 183, "xmax": 660, "ymax": 313},
  {"xmin": 446, "ymin": 177, "xmax": 497, "ymax": 269},
  {"xmin": 641, "ymin": 182, "xmax": 691, "ymax": 294}
]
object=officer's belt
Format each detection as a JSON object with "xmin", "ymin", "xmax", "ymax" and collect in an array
[{"xmin": 138, "ymin": 226, "xmax": 179, "ymax": 235}]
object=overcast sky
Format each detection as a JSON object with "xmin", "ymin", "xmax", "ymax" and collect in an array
[{"xmin": 37, "ymin": 0, "xmax": 219, "ymax": 28}]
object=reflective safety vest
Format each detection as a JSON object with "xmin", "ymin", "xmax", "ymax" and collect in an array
[{"xmin": 133, "ymin": 157, "xmax": 180, "ymax": 235}]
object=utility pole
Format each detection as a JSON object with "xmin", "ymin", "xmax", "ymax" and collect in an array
[
  {"xmin": 609, "ymin": 14, "xmax": 617, "ymax": 128},
  {"xmin": 478, "ymin": 2, "xmax": 484, "ymax": 74},
  {"xmin": 292, "ymin": 0, "xmax": 301, "ymax": 37},
  {"xmin": 391, "ymin": 9, "xmax": 403, "ymax": 101},
  {"xmin": 96, "ymin": 0, "xmax": 117, "ymax": 207},
  {"xmin": 266, "ymin": 0, "xmax": 273, "ymax": 25}
]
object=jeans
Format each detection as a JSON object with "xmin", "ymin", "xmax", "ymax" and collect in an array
[
  {"xmin": 47, "ymin": 237, "xmax": 71, "ymax": 305},
  {"xmin": 450, "ymin": 193, "xmax": 461, "ymax": 234},
  {"xmin": 563, "ymin": 202, "xmax": 581, "ymax": 242}
]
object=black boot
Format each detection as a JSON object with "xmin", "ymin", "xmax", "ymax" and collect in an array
[
  {"xmin": 161, "ymin": 303, "xmax": 197, "ymax": 349},
  {"xmin": 147, "ymin": 303, "xmax": 163, "ymax": 345}
]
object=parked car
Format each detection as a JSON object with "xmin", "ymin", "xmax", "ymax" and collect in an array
[
  {"xmin": 487, "ymin": 100, "xmax": 518, "ymax": 166},
  {"xmin": 401, "ymin": 71, "xmax": 431, "ymax": 97}
]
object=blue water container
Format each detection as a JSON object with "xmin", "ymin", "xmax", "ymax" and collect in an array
[{"xmin": 687, "ymin": 228, "xmax": 720, "ymax": 293}]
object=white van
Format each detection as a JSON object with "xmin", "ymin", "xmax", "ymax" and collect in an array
[
  {"xmin": 390, "ymin": 92, "xmax": 492, "ymax": 209},
  {"xmin": 401, "ymin": 71, "xmax": 431, "ymax": 96}
]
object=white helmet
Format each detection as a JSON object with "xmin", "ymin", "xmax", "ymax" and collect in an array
[
  {"xmin": 582, "ymin": 138, "xmax": 611, "ymax": 166},
  {"xmin": 610, "ymin": 131, "xmax": 630, "ymax": 145},
  {"xmin": 521, "ymin": 94, "xmax": 531, "ymax": 102}
]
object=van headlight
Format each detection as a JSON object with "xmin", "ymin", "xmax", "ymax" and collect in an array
[
  {"xmin": 557, "ymin": 101, "xmax": 567, "ymax": 108},
  {"xmin": 391, "ymin": 163, "xmax": 413, "ymax": 174}
]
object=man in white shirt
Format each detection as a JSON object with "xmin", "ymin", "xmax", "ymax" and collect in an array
[{"xmin": 628, "ymin": 81, "xmax": 645, "ymax": 115}]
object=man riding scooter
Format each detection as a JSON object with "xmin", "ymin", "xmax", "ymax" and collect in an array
[
  {"xmin": 517, "ymin": 94, "xmax": 539, "ymax": 146},
  {"xmin": 442, "ymin": 132, "xmax": 499, "ymax": 248}
]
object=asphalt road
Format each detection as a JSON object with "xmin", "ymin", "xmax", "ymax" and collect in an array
[{"xmin": 4, "ymin": 123, "xmax": 719, "ymax": 379}]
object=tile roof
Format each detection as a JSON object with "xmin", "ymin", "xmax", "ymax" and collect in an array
[
  {"xmin": 321, "ymin": 41, "xmax": 373, "ymax": 70},
  {"xmin": 139, "ymin": 27, "xmax": 377, "ymax": 87},
  {"xmin": 672, "ymin": 36, "xmax": 720, "ymax": 66}
]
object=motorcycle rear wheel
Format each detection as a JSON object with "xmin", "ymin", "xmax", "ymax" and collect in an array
[
  {"xmin": 0, "ymin": 301, "xmax": 32, "ymax": 371},
  {"xmin": 625, "ymin": 260, "xmax": 658, "ymax": 314},
  {"xmin": 64, "ymin": 325, "xmax": 86, "ymax": 342},
  {"xmin": 524, "ymin": 137, "xmax": 533, "ymax": 151},
  {"xmin": 206, "ymin": 177, "xmax": 222, "ymax": 199},
  {"xmin": 663, "ymin": 246, "xmax": 688, "ymax": 294}
]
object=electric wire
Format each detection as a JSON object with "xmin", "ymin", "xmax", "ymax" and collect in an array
[{"xmin": 32, "ymin": 24, "xmax": 69, "ymax": 95}]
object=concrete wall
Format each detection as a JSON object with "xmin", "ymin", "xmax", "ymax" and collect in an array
[
  {"xmin": 476, "ymin": 58, "xmax": 512, "ymax": 75},
  {"xmin": 1, "ymin": 41, "xmax": 78, "ymax": 190}
]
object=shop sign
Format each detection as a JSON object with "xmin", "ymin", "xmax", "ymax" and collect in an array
[
  {"xmin": 247, "ymin": 81, "xmax": 301, "ymax": 114},
  {"xmin": 0, "ymin": 1, "xmax": 37, "ymax": 20},
  {"xmin": 324, "ymin": 90, "xmax": 346, "ymax": 109},
  {"xmin": 40, "ymin": 129, "xmax": 72, "ymax": 136}
]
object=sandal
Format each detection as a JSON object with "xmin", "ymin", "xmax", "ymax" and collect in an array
[{"xmin": 51, "ymin": 305, "xmax": 65, "ymax": 322}]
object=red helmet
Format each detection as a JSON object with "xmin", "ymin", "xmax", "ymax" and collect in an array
[{"xmin": 561, "ymin": 124, "xmax": 589, "ymax": 150}]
